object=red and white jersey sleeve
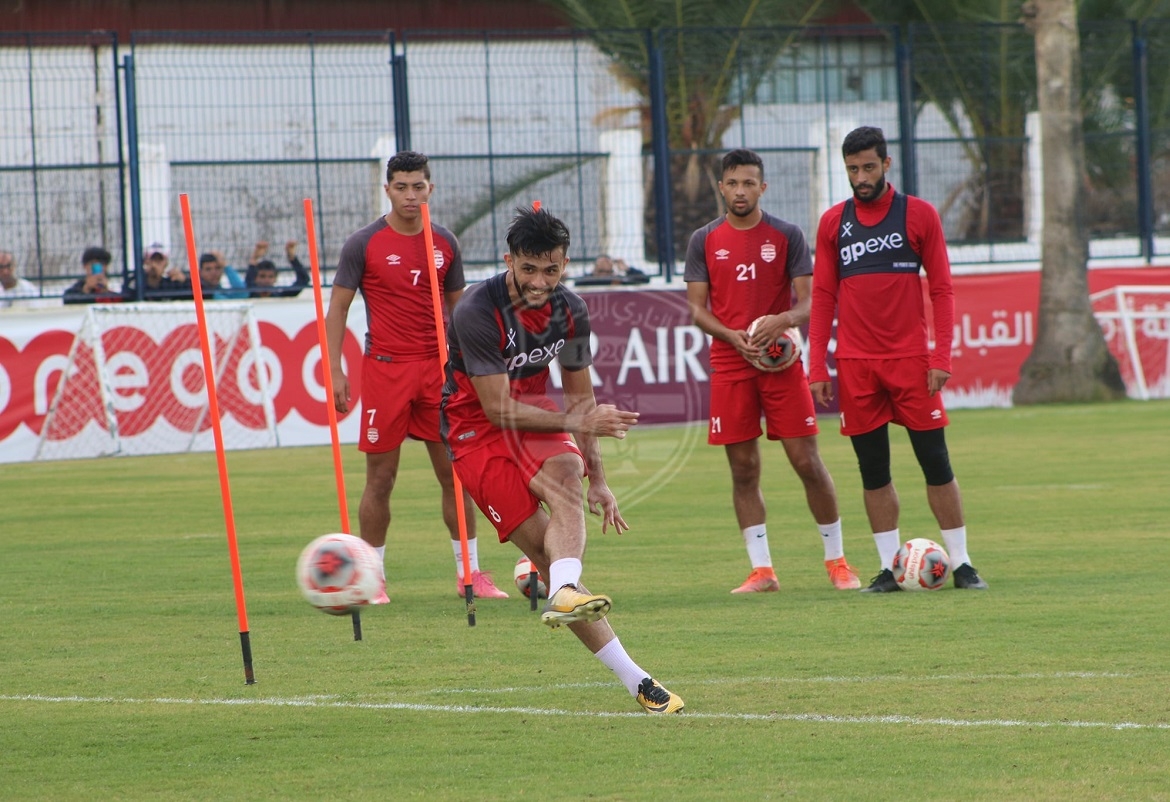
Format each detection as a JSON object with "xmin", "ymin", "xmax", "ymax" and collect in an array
[{"xmin": 335, "ymin": 217, "xmax": 466, "ymax": 361}]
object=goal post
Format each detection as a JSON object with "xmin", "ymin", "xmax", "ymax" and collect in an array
[
  {"xmin": 35, "ymin": 302, "xmax": 279, "ymax": 461},
  {"xmin": 1091, "ymin": 285, "xmax": 1170, "ymax": 401}
]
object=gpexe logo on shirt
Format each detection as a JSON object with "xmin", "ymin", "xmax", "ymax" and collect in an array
[
  {"xmin": 839, "ymin": 231, "xmax": 905, "ymax": 267},
  {"xmin": 504, "ymin": 339, "xmax": 566, "ymax": 372}
]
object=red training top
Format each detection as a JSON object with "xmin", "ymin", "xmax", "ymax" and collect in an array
[
  {"xmin": 334, "ymin": 217, "xmax": 465, "ymax": 361},
  {"xmin": 808, "ymin": 186, "xmax": 954, "ymax": 383}
]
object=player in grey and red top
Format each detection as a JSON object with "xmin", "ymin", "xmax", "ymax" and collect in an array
[
  {"xmin": 808, "ymin": 126, "xmax": 988, "ymax": 593},
  {"xmin": 325, "ymin": 150, "xmax": 509, "ymax": 602},
  {"xmin": 684, "ymin": 148, "xmax": 859, "ymax": 595},
  {"xmin": 441, "ymin": 206, "xmax": 683, "ymax": 714}
]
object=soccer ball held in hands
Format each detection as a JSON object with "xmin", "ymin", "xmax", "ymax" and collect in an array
[{"xmin": 747, "ymin": 316, "xmax": 802, "ymax": 372}]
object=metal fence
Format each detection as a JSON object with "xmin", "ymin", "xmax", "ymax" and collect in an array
[{"xmin": 2, "ymin": 22, "xmax": 1168, "ymax": 300}]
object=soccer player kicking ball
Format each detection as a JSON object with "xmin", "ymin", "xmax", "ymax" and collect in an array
[
  {"xmin": 327, "ymin": 151, "xmax": 509, "ymax": 602},
  {"xmin": 807, "ymin": 126, "xmax": 988, "ymax": 593},
  {"xmin": 441, "ymin": 206, "xmax": 683, "ymax": 714}
]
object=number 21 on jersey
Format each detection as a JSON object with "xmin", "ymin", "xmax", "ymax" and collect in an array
[{"xmin": 736, "ymin": 263, "xmax": 756, "ymax": 281}]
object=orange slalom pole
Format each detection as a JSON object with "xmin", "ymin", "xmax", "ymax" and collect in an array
[
  {"xmin": 303, "ymin": 199, "xmax": 363, "ymax": 641},
  {"xmin": 420, "ymin": 201, "xmax": 475, "ymax": 627},
  {"xmin": 179, "ymin": 194, "xmax": 255, "ymax": 685},
  {"xmin": 303, "ymin": 199, "xmax": 351, "ymax": 535}
]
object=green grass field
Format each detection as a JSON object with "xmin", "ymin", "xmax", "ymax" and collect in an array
[{"xmin": 2, "ymin": 401, "xmax": 1169, "ymax": 801}]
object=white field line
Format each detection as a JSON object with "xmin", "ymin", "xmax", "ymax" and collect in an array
[
  {"xmin": 2, "ymin": 688, "xmax": 1167, "ymax": 732},
  {"xmin": 428, "ymin": 671, "xmax": 1137, "ymax": 695}
]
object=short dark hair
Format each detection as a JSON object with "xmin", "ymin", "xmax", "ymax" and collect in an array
[
  {"xmin": 506, "ymin": 206, "xmax": 571, "ymax": 257},
  {"xmin": 386, "ymin": 151, "xmax": 430, "ymax": 183},
  {"xmin": 81, "ymin": 246, "xmax": 111, "ymax": 265},
  {"xmin": 255, "ymin": 259, "xmax": 277, "ymax": 272},
  {"xmin": 199, "ymin": 253, "xmax": 219, "ymax": 267},
  {"xmin": 842, "ymin": 126, "xmax": 887, "ymax": 160},
  {"xmin": 721, "ymin": 148, "xmax": 764, "ymax": 180}
]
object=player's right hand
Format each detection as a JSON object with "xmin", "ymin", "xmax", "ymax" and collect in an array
[
  {"xmin": 584, "ymin": 404, "xmax": 639, "ymax": 439},
  {"xmin": 810, "ymin": 381, "xmax": 833, "ymax": 407},
  {"xmin": 332, "ymin": 372, "xmax": 350, "ymax": 413},
  {"xmin": 729, "ymin": 329, "xmax": 758, "ymax": 361}
]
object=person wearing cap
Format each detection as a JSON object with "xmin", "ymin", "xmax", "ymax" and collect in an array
[
  {"xmin": 64, "ymin": 246, "xmax": 122, "ymax": 304},
  {"xmin": 0, "ymin": 250, "xmax": 40, "ymax": 308},
  {"xmin": 123, "ymin": 242, "xmax": 192, "ymax": 301}
]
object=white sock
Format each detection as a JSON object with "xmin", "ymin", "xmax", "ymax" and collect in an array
[
  {"xmin": 595, "ymin": 637, "xmax": 649, "ymax": 696},
  {"xmin": 549, "ymin": 557, "xmax": 583, "ymax": 592},
  {"xmin": 818, "ymin": 519, "xmax": 844, "ymax": 561},
  {"xmin": 372, "ymin": 545, "xmax": 386, "ymax": 580},
  {"xmin": 453, "ymin": 538, "xmax": 480, "ymax": 579},
  {"xmin": 742, "ymin": 524, "xmax": 772, "ymax": 568},
  {"xmin": 940, "ymin": 526, "xmax": 970, "ymax": 567},
  {"xmin": 873, "ymin": 529, "xmax": 900, "ymax": 571}
]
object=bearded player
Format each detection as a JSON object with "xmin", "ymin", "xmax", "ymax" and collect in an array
[
  {"xmin": 325, "ymin": 151, "xmax": 509, "ymax": 602},
  {"xmin": 807, "ymin": 126, "xmax": 988, "ymax": 592},
  {"xmin": 441, "ymin": 206, "xmax": 683, "ymax": 714}
]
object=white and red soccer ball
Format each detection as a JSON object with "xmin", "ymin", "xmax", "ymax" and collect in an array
[
  {"xmin": 513, "ymin": 555, "xmax": 548, "ymax": 599},
  {"xmin": 747, "ymin": 317, "xmax": 803, "ymax": 372},
  {"xmin": 296, "ymin": 533, "xmax": 383, "ymax": 615},
  {"xmin": 892, "ymin": 538, "xmax": 952, "ymax": 591}
]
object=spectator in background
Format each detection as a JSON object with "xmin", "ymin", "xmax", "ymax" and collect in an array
[
  {"xmin": 196, "ymin": 251, "xmax": 247, "ymax": 299},
  {"xmin": 593, "ymin": 254, "xmax": 616, "ymax": 279},
  {"xmin": 245, "ymin": 240, "xmax": 311, "ymax": 298},
  {"xmin": 576, "ymin": 254, "xmax": 651, "ymax": 288},
  {"xmin": 575, "ymin": 254, "xmax": 622, "ymax": 287},
  {"xmin": 64, "ymin": 246, "xmax": 122, "ymax": 305},
  {"xmin": 0, "ymin": 250, "xmax": 40, "ymax": 308},
  {"xmin": 614, "ymin": 257, "xmax": 650, "ymax": 284},
  {"xmin": 123, "ymin": 242, "xmax": 192, "ymax": 301}
]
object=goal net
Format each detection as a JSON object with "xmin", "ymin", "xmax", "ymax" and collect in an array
[
  {"xmin": 35, "ymin": 302, "xmax": 279, "ymax": 461},
  {"xmin": 1092, "ymin": 285, "xmax": 1170, "ymax": 400}
]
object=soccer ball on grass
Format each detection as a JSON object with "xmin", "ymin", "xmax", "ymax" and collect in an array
[
  {"xmin": 746, "ymin": 317, "xmax": 803, "ymax": 372},
  {"xmin": 513, "ymin": 555, "xmax": 548, "ymax": 599},
  {"xmin": 891, "ymin": 537, "xmax": 952, "ymax": 591},
  {"xmin": 296, "ymin": 533, "xmax": 383, "ymax": 615}
]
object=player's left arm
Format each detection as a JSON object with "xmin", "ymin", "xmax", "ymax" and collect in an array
[
  {"xmin": 913, "ymin": 199, "xmax": 955, "ymax": 392},
  {"xmin": 561, "ymin": 366, "xmax": 629, "ymax": 534},
  {"xmin": 779, "ymin": 223, "xmax": 814, "ymax": 331},
  {"xmin": 751, "ymin": 275, "xmax": 811, "ymax": 347},
  {"xmin": 444, "ymin": 288, "xmax": 464, "ymax": 316}
]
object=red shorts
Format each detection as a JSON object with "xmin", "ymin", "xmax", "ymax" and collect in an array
[
  {"xmin": 707, "ymin": 365, "xmax": 819, "ymax": 445},
  {"xmin": 357, "ymin": 355, "xmax": 443, "ymax": 453},
  {"xmin": 452, "ymin": 431, "xmax": 584, "ymax": 542},
  {"xmin": 835, "ymin": 356, "xmax": 949, "ymax": 436}
]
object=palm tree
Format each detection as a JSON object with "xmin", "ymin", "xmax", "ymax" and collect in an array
[
  {"xmin": 1014, "ymin": 0, "xmax": 1124, "ymax": 402},
  {"xmin": 541, "ymin": 0, "xmax": 833, "ymax": 260}
]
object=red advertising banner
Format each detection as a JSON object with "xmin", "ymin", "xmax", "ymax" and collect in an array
[
  {"xmin": 939, "ymin": 267, "xmax": 1170, "ymax": 407},
  {"xmin": 1, "ymin": 265, "xmax": 1168, "ymax": 463}
]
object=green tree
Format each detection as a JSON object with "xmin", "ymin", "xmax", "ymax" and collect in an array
[
  {"xmin": 541, "ymin": 0, "xmax": 835, "ymax": 259},
  {"xmin": 1014, "ymin": 0, "xmax": 1125, "ymax": 402},
  {"xmin": 853, "ymin": 0, "xmax": 1170, "ymax": 241}
]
